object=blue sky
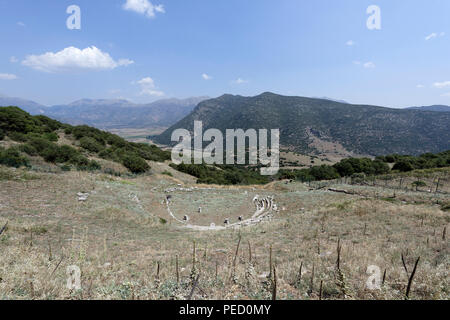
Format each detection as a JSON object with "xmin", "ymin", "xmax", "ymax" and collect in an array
[{"xmin": 1, "ymin": 0, "xmax": 450, "ymax": 108}]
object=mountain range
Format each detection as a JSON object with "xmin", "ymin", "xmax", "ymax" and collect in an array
[
  {"xmin": 154, "ymin": 92, "xmax": 450, "ymax": 156},
  {"xmin": 2, "ymin": 92, "xmax": 450, "ymax": 156},
  {"xmin": 0, "ymin": 95, "xmax": 209, "ymax": 129},
  {"xmin": 406, "ymin": 105, "xmax": 450, "ymax": 112}
]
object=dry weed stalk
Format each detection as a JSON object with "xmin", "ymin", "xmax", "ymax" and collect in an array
[
  {"xmin": 245, "ymin": 240, "xmax": 256, "ymax": 290},
  {"xmin": 308, "ymin": 263, "xmax": 315, "ymax": 295},
  {"xmin": 175, "ymin": 255, "xmax": 179, "ymax": 284},
  {"xmin": 404, "ymin": 256, "xmax": 421, "ymax": 299},
  {"xmin": 271, "ymin": 265, "xmax": 277, "ymax": 301},
  {"xmin": 319, "ymin": 280, "xmax": 323, "ymax": 300},
  {"xmin": 230, "ymin": 235, "xmax": 241, "ymax": 284},
  {"xmin": 0, "ymin": 221, "xmax": 8, "ymax": 235}
]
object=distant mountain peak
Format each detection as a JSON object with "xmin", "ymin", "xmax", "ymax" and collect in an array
[{"xmin": 67, "ymin": 98, "xmax": 135, "ymax": 107}]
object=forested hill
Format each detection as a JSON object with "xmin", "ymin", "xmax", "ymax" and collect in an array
[{"xmin": 154, "ymin": 92, "xmax": 450, "ymax": 156}]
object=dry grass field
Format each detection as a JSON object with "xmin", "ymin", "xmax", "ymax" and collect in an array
[{"xmin": 0, "ymin": 164, "xmax": 448, "ymax": 300}]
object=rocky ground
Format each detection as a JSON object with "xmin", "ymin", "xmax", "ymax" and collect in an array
[{"xmin": 0, "ymin": 164, "xmax": 448, "ymax": 300}]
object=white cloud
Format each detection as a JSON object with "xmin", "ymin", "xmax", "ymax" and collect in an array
[
  {"xmin": 352, "ymin": 61, "xmax": 361, "ymax": 65},
  {"xmin": 425, "ymin": 32, "xmax": 445, "ymax": 41},
  {"xmin": 433, "ymin": 81, "xmax": 450, "ymax": 89},
  {"xmin": 425, "ymin": 33, "xmax": 437, "ymax": 40},
  {"xmin": 202, "ymin": 73, "xmax": 212, "ymax": 80},
  {"xmin": 123, "ymin": 0, "xmax": 165, "ymax": 18},
  {"xmin": 233, "ymin": 78, "xmax": 248, "ymax": 84},
  {"xmin": 136, "ymin": 77, "xmax": 164, "ymax": 97},
  {"xmin": 440, "ymin": 92, "xmax": 450, "ymax": 97},
  {"xmin": 346, "ymin": 40, "xmax": 355, "ymax": 46},
  {"xmin": 10, "ymin": 56, "xmax": 18, "ymax": 63},
  {"xmin": 17, "ymin": 21, "xmax": 25, "ymax": 27},
  {"xmin": 22, "ymin": 46, "xmax": 134, "ymax": 73},
  {"xmin": 0, "ymin": 73, "xmax": 18, "ymax": 80},
  {"xmin": 416, "ymin": 84, "xmax": 425, "ymax": 88},
  {"xmin": 363, "ymin": 62, "xmax": 375, "ymax": 68}
]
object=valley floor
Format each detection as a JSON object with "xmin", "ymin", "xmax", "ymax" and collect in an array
[{"xmin": 0, "ymin": 165, "xmax": 448, "ymax": 300}]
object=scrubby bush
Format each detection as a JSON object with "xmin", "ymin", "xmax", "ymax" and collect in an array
[
  {"xmin": 8, "ymin": 131, "xmax": 28, "ymax": 142},
  {"xmin": 122, "ymin": 154, "xmax": 150, "ymax": 174},
  {"xmin": 42, "ymin": 132, "xmax": 59, "ymax": 142},
  {"xmin": 77, "ymin": 160, "xmax": 101, "ymax": 172},
  {"xmin": 0, "ymin": 147, "xmax": 29, "ymax": 168},
  {"xmin": 309, "ymin": 165, "xmax": 340, "ymax": 180},
  {"xmin": 80, "ymin": 137, "xmax": 104, "ymax": 153},
  {"xmin": 392, "ymin": 160, "xmax": 414, "ymax": 172},
  {"xmin": 33, "ymin": 115, "xmax": 62, "ymax": 132},
  {"xmin": 60, "ymin": 164, "xmax": 72, "ymax": 172},
  {"xmin": 19, "ymin": 144, "xmax": 38, "ymax": 156},
  {"xmin": 28, "ymin": 137, "xmax": 54, "ymax": 153},
  {"xmin": 40, "ymin": 145, "xmax": 60, "ymax": 163},
  {"xmin": 69, "ymin": 154, "xmax": 90, "ymax": 167},
  {"xmin": 162, "ymin": 170, "xmax": 173, "ymax": 177},
  {"xmin": 350, "ymin": 173, "xmax": 366, "ymax": 184},
  {"xmin": 172, "ymin": 163, "xmax": 269, "ymax": 185},
  {"xmin": 0, "ymin": 129, "xmax": 4, "ymax": 141},
  {"xmin": 106, "ymin": 134, "xmax": 127, "ymax": 148},
  {"xmin": 64, "ymin": 126, "xmax": 73, "ymax": 135},
  {"xmin": 72, "ymin": 126, "xmax": 106, "ymax": 145},
  {"xmin": 412, "ymin": 180, "xmax": 427, "ymax": 191}
]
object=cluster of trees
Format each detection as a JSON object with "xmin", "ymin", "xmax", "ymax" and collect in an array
[
  {"xmin": 279, "ymin": 151, "xmax": 450, "ymax": 183},
  {"xmin": 376, "ymin": 151, "xmax": 450, "ymax": 172},
  {"xmin": 170, "ymin": 163, "xmax": 270, "ymax": 185},
  {"xmin": 278, "ymin": 157, "xmax": 390, "ymax": 182},
  {"xmin": 0, "ymin": 107, "xmax": 171, "ymax": 174}
]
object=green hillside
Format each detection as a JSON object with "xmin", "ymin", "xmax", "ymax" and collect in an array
[
  {"xmin": 0, "ymin": 106, "xmax": 170, "ymax": 174},
  {"xmin": 154, "ymin": 92, "xmax": 450, "ymax": 156}
]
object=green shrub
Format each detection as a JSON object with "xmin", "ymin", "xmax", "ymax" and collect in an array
[
  {"xmin": 57, "ymin": 145, "xmax": 80, "ymax": 163},
  {"xmin": 61, "ymin": 164, "xmax": 72, "ymax": 172},
  {"xmin": 106, "ymin": 134, "xmax": 127, "ymax": 148},
  {"xmin": 173, "ymin": 163, "xmax": 269, "ymax": 185},
  {"xmin": 88, "ymin": 160, "xmax": 101, "ymax": 171},
  {"xmin": 41, "ymin": 145, "xmax": 60, "ymax": 163},
  {"xmin": 8, "ymin": 131, "xmax": 27, "ymax": 142},
  {"xmin": 70, "ymin": 154, "xmax": 89, "ymax": 166},
  {"xmin": 80, "ymin": 137, "xmax": 104, "ymax": 153},
  {"xmin": 162, "ymin": 170, "xmax": 173, "ymax": 177},
  {"xmin": 0, "ymin": 129, "xmax": 4, "ymax": 141},
  {"xmin": 392, "ymin": 160, "xmax": 414, "ymax": 172},
  {"xmin": 43, "ymin": 132, "xmax": 59, "ymax": 142},
  {"xmin": 0, "ymin": 107, "xmax": 40, "ymax": 134},
  {"xmin": 122, "ymin": 154, "xmax": 150, "ymax": 174},
  {"xmin": 72, "ymin": 126, "xmax": 106, "ymax": 145},
  {"xmin": 28, "ymin": 137, "xmax": 54, "ymax": 153},
  {"xmin": 64, "ymin": 126, "xmax": 73, "ymax": 135},
  {"xmin": 412, "ymin": 180, "xmax": 427, "ymax": 191},
  {"xmin": 19, "ymin": 144, "xmax": 38, "ymax": 156},
  {"xmin": 0, "ymin": 147, "xmax": 29, "ymax": 168},
  {"xmin": 351, "ymin": 173, "xmax": 366, "ymax": 184},
  {"xmin": 77, "ymin": 160, "xmax": 101, "ymax": 172},
  {"xmin": 39, "ymin": 144, "xmax": 80, "ymax": 164}
]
